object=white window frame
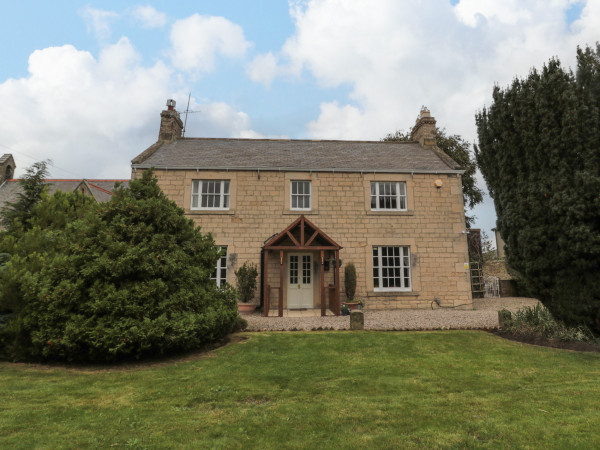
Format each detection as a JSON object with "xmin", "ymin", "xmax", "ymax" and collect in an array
[
  {"xmin": 290, "ymin": 180, "xmax": 312, "ymax": 211},
  {"xmin": 372, "ymin": 246, "xmax": 411, "ymax": 292},
  {"xmin": 191, "ymin": 180, "xmax": 230, "ymax": 210},
  {"xmin": 210, "ymin": 246, "xmax": 228, "ymax": 287},
  {"xmin": 370, "ymin": 182, "xmax": 407, "ymax": 211}
]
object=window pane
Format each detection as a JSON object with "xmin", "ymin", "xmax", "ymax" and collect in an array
[
  {"xmin": 223, "ymin": 181, "xmax": 230, "ymax": 194},
  {"xmin": 223, "ymin": 194, "xmax": 229, "ymax": 209},
  {"xmin": 192, "ymin": 195, "xmax": 198, "ymax": 208}
]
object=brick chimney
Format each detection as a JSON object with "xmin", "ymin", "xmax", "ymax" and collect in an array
[
  {"xmin": 410, "ymin": 107, "xmax": 437, "ymax": 148},
  {"xmin": 158, "ymin": 99, "xmax": 183, "ymax": 141},
  {"xmin": 0, "ymin": 154, "xmax": 15, "ymax": 184}
]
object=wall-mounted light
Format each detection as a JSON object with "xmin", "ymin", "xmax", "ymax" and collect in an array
[{"xmin": 434, "ymin": 179, "xmax": 443, "ymax": 189}]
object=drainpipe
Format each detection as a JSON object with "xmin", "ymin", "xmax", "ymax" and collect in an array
[{"xmin": 260, "ymin": 248, "xmax": 265, "ymax": 310}]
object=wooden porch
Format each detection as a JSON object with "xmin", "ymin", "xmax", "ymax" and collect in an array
[{"xmin": 263, "ymin": 215, "xmax": 342, "ymax": 317}]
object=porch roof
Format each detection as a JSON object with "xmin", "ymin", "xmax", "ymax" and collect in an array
[{"xmin": 263, "ymin": 215, "xmax": 342, "ymax": 251}]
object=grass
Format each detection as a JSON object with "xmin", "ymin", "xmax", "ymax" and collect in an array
[{"xmin": 1, "ymin": 331, "xmax": 600, "ymax": 448}]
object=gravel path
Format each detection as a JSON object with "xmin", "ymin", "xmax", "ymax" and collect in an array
[{"xmin": 244, "ymin": 297, "xmax": 539, "ymax": 331}]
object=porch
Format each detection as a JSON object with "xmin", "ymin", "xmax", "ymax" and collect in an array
[{"xmin": 263, "ymin": 215, "xmax": 342, "ymax": 317}]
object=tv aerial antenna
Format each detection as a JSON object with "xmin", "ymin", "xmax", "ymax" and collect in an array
[{"xmin": 182, "ymin": 92, "xmax": 201, "ymax": 137}]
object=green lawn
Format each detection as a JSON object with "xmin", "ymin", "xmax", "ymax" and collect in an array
[{"xmin": 1, "ymin": 331, "xmax": 600, "ymax": 448}]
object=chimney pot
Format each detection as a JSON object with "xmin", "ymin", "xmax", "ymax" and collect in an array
[{"xmin": 166, "ymin": 99, "xmax": 176, "ymax": 111}]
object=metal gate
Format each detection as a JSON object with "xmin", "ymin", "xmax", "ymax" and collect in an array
[{"xmin": 485, "ymin": 276, "xmax": 500, "ymax": 298}]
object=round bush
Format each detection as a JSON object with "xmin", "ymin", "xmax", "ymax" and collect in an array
[{"xmin": 0, "ymin": 170, "xmax": 238, "ymax": 362}]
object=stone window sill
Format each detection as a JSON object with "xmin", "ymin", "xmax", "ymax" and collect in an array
[
  {"xmin": 185, "ymin": 210, "xmax": 235, "ymax": 215},
  {"xmin": 366, "ymin": 291, "xmax": 419, "ymax": 297},
  {"xmin": 283, "ymin": 210, "xmax": 319, "ymax": 215},
  {"xmin": 366, "ymin": 210, "xmax": 415, "ymax": 216}
]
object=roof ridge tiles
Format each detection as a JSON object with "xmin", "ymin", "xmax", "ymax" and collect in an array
[{"xmin": 178, "ymin": 137, "xmax": 417, "ymax": 144}]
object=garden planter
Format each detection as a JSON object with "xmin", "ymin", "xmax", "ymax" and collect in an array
[
  {"xmin": 238, "ymin": 303, "xmax": 257, "ymax": 314},
  {"xmin": 344, "ymin": 302, "xmax": 360, "ymax": 311}
]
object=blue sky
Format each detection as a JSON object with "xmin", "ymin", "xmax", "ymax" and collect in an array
[{"xmin": 0, "ymin": 0, "xmax": 596, "ymax": 240}]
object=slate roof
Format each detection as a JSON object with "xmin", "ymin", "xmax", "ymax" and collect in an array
[
  {"xmin": 131, "ymin": 138, "xmax": 462, "ymax": 174},
  {"xmin": 0, "ymin": 179, "xmax": 128, "ymax": 209}
]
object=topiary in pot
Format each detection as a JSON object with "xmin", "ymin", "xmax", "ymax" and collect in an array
[
  {"xmin": 235, "ymin": 262, "xmax": 258, "ymax": 313},
  {"xmin": 344, "ymin": 262, "xmax": 357, "ymax": 301}
]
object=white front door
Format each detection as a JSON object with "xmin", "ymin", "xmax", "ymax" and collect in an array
[{"xmin": 287, "ymin": 253, "xmax": 313, "ymax": 308}]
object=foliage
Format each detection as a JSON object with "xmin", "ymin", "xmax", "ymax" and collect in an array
[
  {"xmin": 1, "ymin": 161, "xmax": 49, "ymax": 232},
  {"xmin": 233, "ymin": 315, "xmax": 248, "ymax": 332},
  {"xmin": 344, "ymin": 262, "xmax": 357, "ymax": 300},
  {"xmin": 475, "ymin": 45, "xmax": 600, "ymax": 334},
  {"xmin": 502, "ymin": 304, "xmax": 597, "ymax": 344},
  {"xmin": 234, "ymin": 262, "xmax": 258, "ymax": 303},
  {"xmin": 1, "ymin": 332, "xmax": 600, "ymax": 448},
  {"xmin": 340, "ymin": 304, "xmax": 350, "ymax": 315},
  {"xmin": 480, "ymin": 231, "xmax": 497, "ymax": 262},
  {"xmin": 383, "ymin": 128, "xmax": 483, "ymax": 225},
  {"xmin": 0, "ymin": 169, "xmax": 237, "ymax": 362}
]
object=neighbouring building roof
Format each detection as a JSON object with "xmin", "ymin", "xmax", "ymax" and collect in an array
[
  {"xmin": 131, "ymin": 138, "xmax": 463, "ymax": 174},
  {"xmin": 0, "ymin": 179, "xmax": 129, "ymax": 209}
]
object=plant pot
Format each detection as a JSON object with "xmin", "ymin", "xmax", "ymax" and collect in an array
[
  {"xmin": 344, "ymin": 302, "xmax": 360, "ymax": 311},
  {"xmin": 238, "ymin": 303, "xmax": 257, "ymax": 314}
]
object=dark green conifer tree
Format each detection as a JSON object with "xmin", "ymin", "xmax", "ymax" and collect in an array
[
  {"xmin": 475, "ymin": 45, "xmax": 600, "ymax": 333},
  {"xmin": 1, "ymin": 161, "xmax": 49, "ymax": 232}
]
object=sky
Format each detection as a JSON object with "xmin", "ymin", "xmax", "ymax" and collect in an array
[{"xmin": 0, "ymin": 0, "xmax": 598, "ymax": 241}]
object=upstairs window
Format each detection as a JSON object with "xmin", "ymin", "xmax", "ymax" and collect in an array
[
  {"xmin": 210, "ymin": 246, "xmax": 228, "ymax": 287},
  {"xmin": 192, "ymin": 180, "xmax": 230, "ymax": 210},
  {"xmin": 373, "ymin": 246, "xmax": 411, "ymax": 291},
  {"xmin": 370, "ymin": 182, "xmax": 407, "ymax": 211},
  {"xmin": 291, "ymin": 180, "xmax": 311, "ymax": 210}
]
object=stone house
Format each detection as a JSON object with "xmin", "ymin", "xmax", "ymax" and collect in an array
[
  {"xmin": 0, "ymin": 154, "xmax": 128, "ymax": 210},
  {"xmin": 131, "ymin": 101, "xmax": 472, "ymax": 316}
]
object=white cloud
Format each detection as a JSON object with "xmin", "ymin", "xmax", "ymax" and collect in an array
[
  {"xmin": 182, "ymin": 99, "xmax": 285, "ymax": 139},
  {"xmin": 246, "ymin": 52, "xmax": 279, "ymax": 86},
  {"xmin": 257, "ymin": 0, "xmax": 598, "ymax": 143},
  {"xmin": 80, "ymin": 6, "xmax": 119, "ymax": 40},
  {"xmin": 131, "ymin": 5, "xmax": 167, "ymax": 28},
  {"xmin": 170, "ymin": 14, "xmax": 251, "ymax": 73},
  {"xmin": 0, "ymin": 40, "xmax": 264, "ymax": 179},
  {"xmin": 453, "ymin": 0, "xmax": 534, "ymax": 27}
]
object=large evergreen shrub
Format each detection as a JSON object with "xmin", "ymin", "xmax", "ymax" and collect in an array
[
  {"xmin": 475, "ymin": 45, "xmax": 600, "ymax": 334},
  {"xmin": 0, "ymin": 170, "xmax": 237, "ymax": 362}
]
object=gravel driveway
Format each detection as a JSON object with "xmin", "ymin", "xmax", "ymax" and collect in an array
[{"xmin": 244, "ymin": 297, "xmax": 539, "ymax": 331}]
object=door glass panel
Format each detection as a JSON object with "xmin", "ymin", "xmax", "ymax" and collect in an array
[
  {"xmin": 289, "ymin": 255, "xmax": 298, "ymax": 284},
  {"xmin": 302, "ymin": 255, "xmax": 311, "ymax": 284}
]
